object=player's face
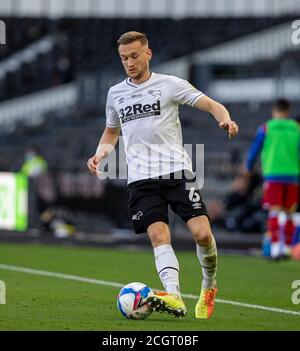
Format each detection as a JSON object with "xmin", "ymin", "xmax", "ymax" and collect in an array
[{"xmin": 118, "ymin": 41, "xmax": 152, "ymax": 80}]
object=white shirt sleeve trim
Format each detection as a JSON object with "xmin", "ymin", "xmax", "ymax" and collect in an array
[
  {"xmin": 106, "ymin": 122, "xmax": 120, "ymax": 128},
  {"xmin": 190, "ymin": 93, "xmax": 205, "ymax": 107}
]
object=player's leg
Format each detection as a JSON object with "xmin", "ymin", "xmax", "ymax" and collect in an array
[
  {"xmin": 283, "ymin": 183, "xmax": 299, "ymax": 255},
  {"xmin": 146, "ymin": 221, "xmax": 186, "ymax": 317},
  {"xmin": 292, "ymin": 213, "xmax": 300, "ymax": 246},
  {"xmin": 263, "ymin": 181, "xmax": 284, "ymax": 259},
  {"xmin": 267, "ymin": 206, "xmax": 282, "ymax": 258},
  {"xmin": 147, "ymin": 221, "xmax": 179, "ymax": 294},
  {"xmin": 267, "ymin": 205, "xmax": 283, "ymax": 259},
  {"xmin": 283, "ymin": 210, "xmax": 295, "ymax": 256},
  {"xmin": 187, "ymin": 215, "xmax": 217, "ymax": 289},
  {"xmin": 293, "ymin": 181, "xmax": 300, "ymax": 246},
  {"xmin": 165, "ymin": 175, "xmax": 217, "ymax": 318},
  {"xmin": 127, "ymin": 179, "xmax": 185, "ymax": 316},
  {"xmin": 187, "ymin": 215, "xmax": 218, "ymax": 319}
]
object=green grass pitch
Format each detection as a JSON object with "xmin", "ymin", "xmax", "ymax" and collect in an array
[{"xmin": 0, "ymin": 242, "xmax": 299, "ymax": 331}]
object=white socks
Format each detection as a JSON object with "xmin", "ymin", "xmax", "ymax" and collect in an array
[
  {"xmin": 153, "ymin": 239, "xmax": 217, "ymax": 295},
  {"xmin": 196, "ymin": 236, "xmax": 218, "ymax": 289},
  {"xmin": 154, "ymin": 244, "xmax": 180, "ymax": 296}
]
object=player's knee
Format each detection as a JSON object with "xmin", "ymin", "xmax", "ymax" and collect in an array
[
  {"xmin": 147, "ymin": 223, "xmax": 170, "ymax": 247},
  {"xmin": 193, "ymin": 227, "xmax": 213, "ymax": 246}
]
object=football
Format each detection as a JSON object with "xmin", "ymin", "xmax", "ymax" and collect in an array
[{"xmin": 117, "ymin": 282, "xmax": 153, "ymax": 320}]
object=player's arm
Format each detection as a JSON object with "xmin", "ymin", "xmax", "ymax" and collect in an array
[
  {"xmin": 87, "ymin": 126, "xmax": 120, "ymax": 176},
  {"xmin": 245, "ymin": 124, "xmax": 266, "ymax": 174},
  {"xmin": 194, "ymin": 95, "xmax": 239, "ymax": 139}
]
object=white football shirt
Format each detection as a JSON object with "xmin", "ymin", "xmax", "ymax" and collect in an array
[{"xmin": 106, "ymin": 72, "xmax": 204, "ymax": 184}]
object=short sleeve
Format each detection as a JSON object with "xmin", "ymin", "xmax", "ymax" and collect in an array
[
  {"xmin": 169, "ymin": 76, "xmax": 204, "ymax": 107},
  {"xmin": 106, "ymin": 89, "xmax": 120, "ymax": 128}
]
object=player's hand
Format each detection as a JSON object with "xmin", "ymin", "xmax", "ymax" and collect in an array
[
  {"xmin": 87, "ymin": 151, "xmax": 108, "ymax": 176},
  {"xmin": 219, "ymin": 120, "xmax": 239, "ymax": 139}
]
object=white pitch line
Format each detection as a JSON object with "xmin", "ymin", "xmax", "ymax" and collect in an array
[
  {"xmin": 0, "ymin": 263, "xmax": 123, "ymax": 288},
  {"xmin": 0, "ymin": 263, "xmax": 299, "ymax": 317},
  {"xmin": 183, "ymin": 293, "xmax": 300, "ymax": 316}
]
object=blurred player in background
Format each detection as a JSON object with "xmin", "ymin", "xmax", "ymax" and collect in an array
[
  {"xmin": 20, "ymin": 145, "xmax": 48, "ymax": 178},
  {"xmin": 87, "ymin": 31, "xmax": 238, "ymax": 319},
  {"xmin": 246, "ymin": 99, "xmax": 300, "ymax": 259}
]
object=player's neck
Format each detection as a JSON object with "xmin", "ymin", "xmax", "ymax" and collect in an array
[
  {"xmin": 273, "ymin": 115, "xmax": 288, "ymax": 120},
  {"xmin": 130, "ymin": 70, "xmax": 152, "ymax": 85}
]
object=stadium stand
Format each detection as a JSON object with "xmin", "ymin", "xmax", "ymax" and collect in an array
[
  {"xmin": 0, "ymin": 16, "xmax": 295, "ymax": 101},
  {"xmin": 0, "ymin": 17, "xmax": 51, "ymax": 59}
]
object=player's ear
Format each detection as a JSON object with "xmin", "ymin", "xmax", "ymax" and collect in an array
[{"xmin": 147, "ymin": 48, "xmax": 152, "ymax": 62}]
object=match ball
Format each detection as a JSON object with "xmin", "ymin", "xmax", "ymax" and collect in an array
[{"xmin": 117, "ymin": 282, "xmax": 153, "ymax": 320}]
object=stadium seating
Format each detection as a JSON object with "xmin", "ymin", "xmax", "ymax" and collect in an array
[
  {"xmin": 5, "ymin": 100, "xmax": 300, "ymax": 185},
  {"xmin": 0, "ymin": 16, "xmax": 294, "ymax": 101},
  {"xmin": 0, "ymin": 17, "xmax": 51, "ymax": 60}
]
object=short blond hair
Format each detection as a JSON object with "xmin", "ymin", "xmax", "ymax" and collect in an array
[{"xmin": 117, "ymin": 31, "xmax": 148, "ymax": 47}]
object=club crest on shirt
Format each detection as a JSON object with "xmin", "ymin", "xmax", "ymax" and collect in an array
[{"xmin": 148, "ymin": 89, "xmax": 161, "ymax": 98}]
